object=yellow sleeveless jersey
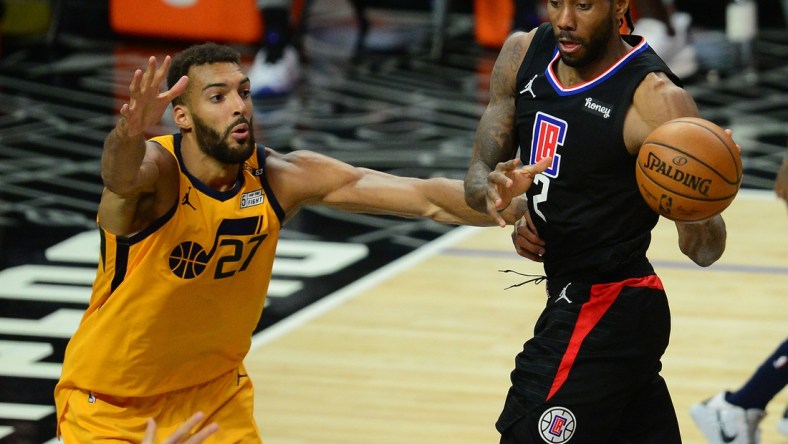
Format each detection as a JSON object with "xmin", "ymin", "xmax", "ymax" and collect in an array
[{"xmin": 56, "ymin": 134, "xmax": 283, "ymax": 401}]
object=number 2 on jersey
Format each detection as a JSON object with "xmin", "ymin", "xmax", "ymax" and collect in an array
[{"xmin": 528, "ymin": 112, "xmax": 566, "ymax": 221}]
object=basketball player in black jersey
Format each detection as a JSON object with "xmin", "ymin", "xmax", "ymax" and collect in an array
[{"xmin": 464, "ymin": 0, "xmax": 731, "ymax": 442}]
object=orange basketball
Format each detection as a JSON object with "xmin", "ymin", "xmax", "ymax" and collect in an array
[{"xmin": 635, "ymin": 117, "xmax": 742, "ymax": 222}]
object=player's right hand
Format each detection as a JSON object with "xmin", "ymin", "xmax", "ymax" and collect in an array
[
  {"xmin": 511, "ymin": 209, "xmax": 545, "ymax": 262},
  {"xmin": 118, "ymin": 55, "xmax": 189, "ymax": 139}
]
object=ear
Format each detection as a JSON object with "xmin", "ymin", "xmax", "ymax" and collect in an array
[
  {"xmin": 172, "ymin": 104, "xmax": 191, "ymax": 130},
  {"xmin": 614, "ymin": 0, "xmax": 630, "ymax": 20}
]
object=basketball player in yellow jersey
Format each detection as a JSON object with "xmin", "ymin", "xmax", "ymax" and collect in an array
[{"xmin": 54, "ymin": 43, "xmax": 551, "ymax": 443}]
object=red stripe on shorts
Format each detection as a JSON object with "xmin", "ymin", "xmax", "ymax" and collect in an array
[{"xmin": 545, "ymin": 275, "xmax": 663, "ymax": 400}]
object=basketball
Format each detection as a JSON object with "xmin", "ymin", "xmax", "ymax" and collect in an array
[{"xmin": 635, "ymin": 117, "xmax": 742, "ymax": 222}]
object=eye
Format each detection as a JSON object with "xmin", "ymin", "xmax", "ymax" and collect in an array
[
  {"xmin": 240, "ymin": 89, "xmax": 251, "ymax": 99},
  {"xmin": 577, "ymin": 2, "xmax": 590, "ymax": 10},
  {"xmin": 210, "ymin": 94, "xmax": 223, "ymax": 103}
]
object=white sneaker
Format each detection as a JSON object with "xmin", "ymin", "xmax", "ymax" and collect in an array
[
  {"xmin": 690, "ymin": 392, "xmax": 766, "ymax": 444},
  {"xmin": 778, "ymin": 405, "xmax": 788, "ymax": 436},
  {"xmin": 248, "ymin": 46, "xmax": 300, "ymax": 97},
  {"xmin": 635, "ymin": 11, "xmax": 698, "ymax": 79}
]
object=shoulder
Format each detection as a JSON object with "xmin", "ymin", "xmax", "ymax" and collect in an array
[
  {"xmin": 264, "ymin": 148, "xmax": 361, "ymax": 215},
  {"xmin": 265, "ymin": 148, "xmax": 344, "ymax": 172},
  {"xmin": 495, "ymin": 29, "xmax": 538, "ymax": 74},
  {"xmin": 634, "ymin": 72, "xmax": 697, "ymax": 124},
  {"xmin": 624, "ymin": 72, "xmax": 699, "ymax": 152},
  {"xmin": 490, "ymin": 29, "xmax": 539, "ymax": 97}
]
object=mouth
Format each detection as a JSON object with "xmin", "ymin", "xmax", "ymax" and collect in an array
[
  {"xmin": 558, "ymin": 39, "xmax": 581, "ymax": 54},
  {"xmin": 230, "ymin": 123, "xmax": 250, "ymax": 141}
]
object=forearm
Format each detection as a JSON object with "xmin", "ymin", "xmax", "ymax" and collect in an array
[
  {"xmin": 464, "ymin": 160, "xmax": 494, "ymax": 213},
  {"xmin": 676, "ymin": 215, "xmax": 727, "ymax": 267},
  {"xmin": 101, "ymin": 118, "xmax": 149, "ymax": 194}
]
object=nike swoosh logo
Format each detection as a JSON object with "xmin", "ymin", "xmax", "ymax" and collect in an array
[{"xmin": 716, "ymin": 410, "xmax": 738, "ymax": 443}]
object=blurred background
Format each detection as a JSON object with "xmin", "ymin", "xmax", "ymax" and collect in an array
[{"xmin": 0, "ymin": 0, "xmax": 785, "ymax": 443}]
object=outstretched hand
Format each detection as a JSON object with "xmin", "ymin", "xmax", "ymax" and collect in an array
[
  {"xmin": 142, "ymin": 412, "xmax": 219, "ymax": 444},
  {"xmin": 486, "ymin": 156, "xmax": 552, "ymax": 227},
  {"xmin": 118, "ymin": 55, "xmax": 189, "ymax": 139}
]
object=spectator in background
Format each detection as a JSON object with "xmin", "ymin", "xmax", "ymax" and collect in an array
[
  {"xmin": 510, "ymin": 0, "xmax": 698, "ymax": 78},
  {"xmin": 248, "ymin": 0, "xmax": 301, "ymax": 97},
  {"xmin": 630, "ymin": 0, "xmax": 697, "ymax": 79}
]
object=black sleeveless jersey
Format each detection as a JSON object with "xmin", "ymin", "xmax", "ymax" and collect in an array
[{"xmin": 516, "ymin": 23, "xmax": 682, "ymax": 280}]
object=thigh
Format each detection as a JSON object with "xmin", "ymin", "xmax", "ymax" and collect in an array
[
  {"xmin": 59, "ymin": 387, "xmax": 145, "ymax": 443},
  {"xmin": 59, "ymin": 366, "xmax": 261, "ymax": 444},
  {"xmin": 498, "ymin": 280, "xmax": 673, "ymax": 442},
  {"xmin": 188, "ymin": 365, "xmax": 261, "ymax": 444},
  {"xmin": 611, "ymin": 374, "xmax": 681, "ymax": 444}
]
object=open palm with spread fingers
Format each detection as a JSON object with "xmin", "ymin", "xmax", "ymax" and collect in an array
[{"xmin": 118, "ymin": 55, "xmax": 189, "ymax": 138}]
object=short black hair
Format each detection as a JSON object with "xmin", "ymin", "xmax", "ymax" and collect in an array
[{"xmin": 167, "ymin": 42, "xmax": 241, "ymax": 105}]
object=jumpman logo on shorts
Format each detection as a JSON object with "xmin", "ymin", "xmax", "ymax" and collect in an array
[
  {"xmin": 555, "ymin": 283, "xmax": 572, "ymax": 304},
  {"xmin": 181, "ymin": 186, "xmax": 197, "ymax": 210}
]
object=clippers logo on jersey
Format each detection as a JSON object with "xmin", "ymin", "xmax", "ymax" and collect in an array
[
  {"xmin": 530, "ymin": 112, "xmax": 565, "ymax": 178},
  {"xmin": 241, "ymin": 189, "xmax": 265, "ymax": 208},
  {"xmin": 539, "ymin": 406, "xmax": 576, "ymax": 443},
  {"xmin": 168, "ymin": 216, "xmax": 267, "ymax": 279}
]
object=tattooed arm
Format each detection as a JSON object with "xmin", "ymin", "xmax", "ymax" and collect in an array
[{"xmin": 464, "ymin": 30, "xmax": 536, "ymax": 224}]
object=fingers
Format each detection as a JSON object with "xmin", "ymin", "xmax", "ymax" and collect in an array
[
  {"xmin": 511, "ymin": 225, "xmax": 545, "ymax": 261},
  {"xmin": 185, "ymin": 423, "xmax": 220, "ymax": 444},
  {"xmin": 143, "ymin": 418, "xmax": 158, "ymax": 444},
  {"xmin": 130, "ymin": 55, "xmax": 175, "ymax": 98},
  {"xmin": 140, "ymin": 56, "xmax": 158, "ymax": 92},
  {"xmin": 525, "ymin": 156, "xmax": 553, "ymax": 175},
  {"xmin": 510, "ymin": 212, "xmax": 545, "ymax": 261},
  {"xmin": 162, "ymin": 412, "xmax": 206, "ymax": 444},
  {"xmin": 486, "ymin": 199, "xmax": 507, "ymax": 228},
  {"xmin": 129, "ymin": 68, "xmax": 144, "ymax": 97},
  {"xmin": 724, "ymin": 129, "xmax": 742, "ymax": 153},
  {"xmin": 167, "ymin": 75, "xmax": 190, "ymax": 100}
]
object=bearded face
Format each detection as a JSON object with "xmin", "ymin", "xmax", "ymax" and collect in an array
[
  {"xmin": 555, "ymin": 16, "xmax": 615, "ymax": 68},
  {"xmin": 191, "ymin": 112, "xmax": 256, "ymax": 164}
]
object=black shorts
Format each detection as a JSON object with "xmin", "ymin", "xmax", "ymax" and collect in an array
[{"xmin": 496, "ymin": 275, "xmax": 681, "ymax": 443}]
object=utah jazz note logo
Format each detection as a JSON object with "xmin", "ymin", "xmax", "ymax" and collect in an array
[
  {"xmin": 169, "ymin": 216, "xmax": 267, "ymax": 279},
  {"xmin": 530, "ymin": 112, "xmax": 566, "ymax": 178}
]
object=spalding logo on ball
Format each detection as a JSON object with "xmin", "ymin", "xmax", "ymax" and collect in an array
[{"xmin": 635, "ymin": 117, "xmax": 743, "ymax": 222}]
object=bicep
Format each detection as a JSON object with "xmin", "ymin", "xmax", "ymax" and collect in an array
[
  {"xmin": 471, "ymin": 33, "xmax": 531, "ymax": 167},
  {"xmin": 98, "ymin": 143, "xmax": 179, "ymax": 235},
  {"xmin": 625, "ymin": 72, "xmax": 699, "ymax": 153},
  {"xmin": 274, "ymin": 150, "xmax": 436, "ymax": 217}
]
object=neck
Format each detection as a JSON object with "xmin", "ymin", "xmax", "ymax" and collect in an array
[
  {"xmin": 556, "ymin": 35, "xmax": 633, "ymax": 86},
  {"xmin": 181, "ymin": 135, "xmax": 240, "ymax": 192}
]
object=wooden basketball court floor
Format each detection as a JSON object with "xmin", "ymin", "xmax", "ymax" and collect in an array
[
  {"xmin": 1, "ymin": 2, "xmax": 786, "ymax": 442},
  {"xmin": 248, "ymin": 191, "xmax": 788, "ymax": 444}
]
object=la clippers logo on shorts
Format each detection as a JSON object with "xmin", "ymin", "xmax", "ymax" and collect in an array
[
  {"xmin": 530, "ymin": 112, "xmax": 566, "ymax": 178},
  {"xmin": 538, "ymin": 406, "xmax": 576, "ymax": 443}
]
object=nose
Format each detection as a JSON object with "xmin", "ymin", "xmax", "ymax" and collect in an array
[
  {"xmin": 555, "ymin": 5, "xmax": 576, "ymax": 30},
  {"xmin": 232, "ymin": 91, "xmax": 249, "ymax": 115}
]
